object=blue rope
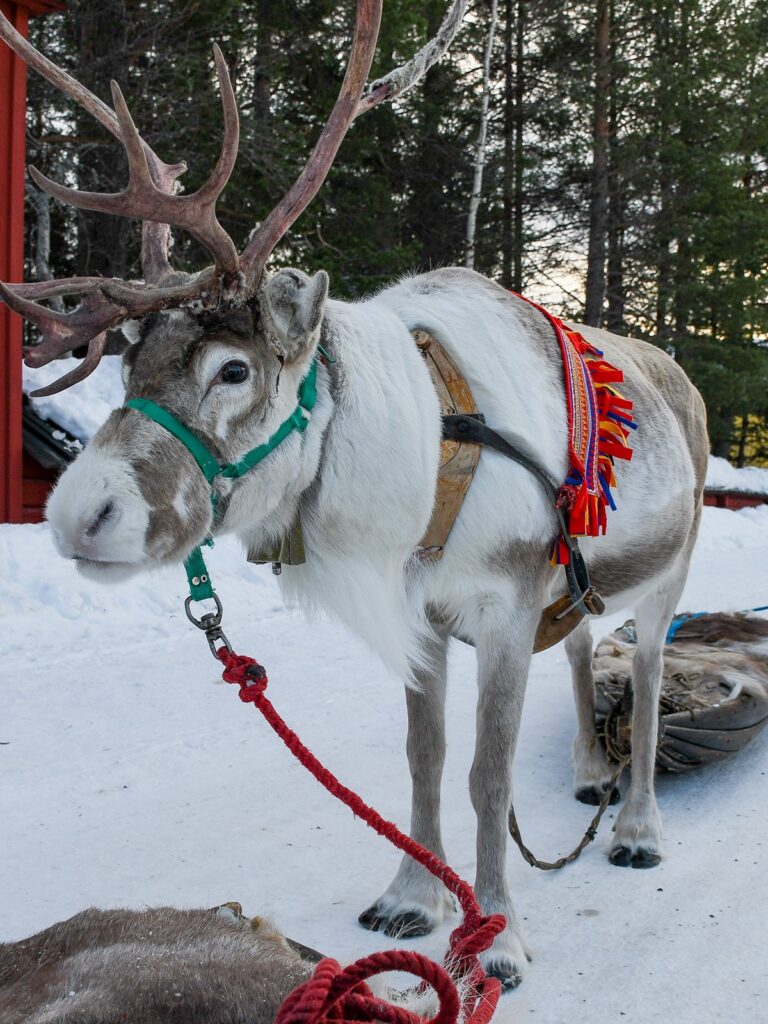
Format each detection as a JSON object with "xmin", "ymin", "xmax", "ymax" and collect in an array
[{"xmin": 665, "ymin": 612, "xmax": 707, "ymax": 643}]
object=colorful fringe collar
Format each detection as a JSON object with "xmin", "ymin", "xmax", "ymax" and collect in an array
[{"xmin": 513, "ymin": 294, "xmax": 637, "ymax": 565}]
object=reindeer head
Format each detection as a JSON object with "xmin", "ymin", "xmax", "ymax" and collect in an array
[
  {"xmin": 0, "ymin": 2, "xmax": 466, "ymax": 578},
  {"xmin": 48, "ymin": 270, "xmax": 330, "ymax": 578}
]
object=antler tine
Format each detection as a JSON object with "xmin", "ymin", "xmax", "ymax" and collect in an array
[
  {"xmin": 28, "ymin": 333, "xmax": 109, "ymax": 398},
  {"xmin": 356, "ymin": 0, "xmax": 467, "ymax": 115},
  {"xmin": 7, "ymin": 278, "xmax": 110, "ymax": 300},
  {"xmin": 141, "ymin": 160, "xmax": 186, "ymax": 284},
  {"xmin": 28, "ymin": 57, "xmax": 240, "ymax": 281},
  {"xmin": 198, "ymin": 46, "xmax": 240, "ymax": 204},
  {"xmin": 239, "ymin": 0, "xmax": 383, "ymax": 289}
]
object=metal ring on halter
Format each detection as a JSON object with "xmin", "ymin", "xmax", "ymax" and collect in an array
[
  {"xmin": 184, "ymin": 592, "xmax": 224, "ymax": 629},
  {"xmin": 184, "ymin": 594, "xmax": 233, "ymax": 657}
]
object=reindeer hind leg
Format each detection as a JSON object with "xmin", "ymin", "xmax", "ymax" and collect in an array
[
  {"xmin": 609, "ymin": 547, "xmax": 692, "ymax": 868},
  {"xmin": 565, "ymin": 617, "xmax": 621, "ymax": 806}
]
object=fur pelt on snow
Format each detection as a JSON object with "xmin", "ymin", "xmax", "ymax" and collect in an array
[
  {"xmin": 0, "ymin": 903, "xmax": 313, "ymax": 1024},
  {"xmin": 0, "ymin": 902, "xmax": 452, "ymax": 1024}
]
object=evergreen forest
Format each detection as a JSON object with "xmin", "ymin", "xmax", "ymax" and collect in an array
[{"xmin": 22, "ymin": 0, "xmax": 768, "ymax": 462}]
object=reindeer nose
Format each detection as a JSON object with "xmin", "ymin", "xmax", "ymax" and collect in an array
[
  {"xmin": 47, "ymin": 444, "xmax": 150, "ymax": 572},
  {"xmin": 84, "ymin": 498, "xmax": 120, "ymax": 540}
]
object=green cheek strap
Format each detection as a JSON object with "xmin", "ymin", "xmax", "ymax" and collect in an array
[{"xmin": 124, "ymin": 358, "xmax": 319, "ymax": 605}]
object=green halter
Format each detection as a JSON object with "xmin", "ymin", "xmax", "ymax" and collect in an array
[{"xmin": 125, "ymin": 359, "xmax": 319, "ymax": 603}]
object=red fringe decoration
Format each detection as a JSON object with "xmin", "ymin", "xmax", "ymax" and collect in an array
[{"xmin": 511, "ymin": 294, "xmax": 636, "ymax": 564}]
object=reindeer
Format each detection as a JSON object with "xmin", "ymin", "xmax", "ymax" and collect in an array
[{"xmin": 0, "ymin": 0, "xmax": 708, "ymax": 990}]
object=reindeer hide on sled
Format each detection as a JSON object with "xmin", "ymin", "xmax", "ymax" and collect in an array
[{"xmin": 594, "ymin": 613, "xmax": 768, "ymax": 772}]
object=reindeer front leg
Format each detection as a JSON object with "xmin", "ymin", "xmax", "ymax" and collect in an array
[
  {"xmin": 359, "ymin": 628, "xmax": 454, "ymax": 937},
  {"xmin": 471, "ymin": 601, "xmax": 540, "ymax": 989}
]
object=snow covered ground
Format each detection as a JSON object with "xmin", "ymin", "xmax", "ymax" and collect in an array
[{"xmin": 2, "ymin": 505, "xmax": 767, "ymax": 1023}]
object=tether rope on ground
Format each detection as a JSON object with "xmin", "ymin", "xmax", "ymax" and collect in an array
[
  {"xmin": 216, "ymin": 647, "xmax": 505, "ymax": 1024},
  {"xmin": 507, "ymin": 757, "xmax": 629, "ymax": 871}
]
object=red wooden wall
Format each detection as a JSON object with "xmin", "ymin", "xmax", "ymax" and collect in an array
[
  {"xmin": 703, "ymin": 490, "xmax": 768, "ymax": 511},
  {"xmin": 0, "ymin": 0, "xmax": 62, "ymax": 524}
]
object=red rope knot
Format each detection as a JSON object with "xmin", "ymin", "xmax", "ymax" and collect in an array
[
  {"xmin": 216, "ymin": 648, "xmax": 268, "ymax": 700},
  {"xmin": 449, "ymin": 912, "xmax": 506, "ymax": 964}
]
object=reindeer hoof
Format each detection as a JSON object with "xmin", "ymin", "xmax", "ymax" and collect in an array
[
  {"xmin": 484, "ymin": 958, "xmax": 525, "ymax": 990},
  {"xmin": 629, "ymin": 847, "xmax": 662, "ymax": 869},
  {"xmin": 575, "ymin": 784, "xmax": 620, "ymax": 806},
  {"xmin": 358, "ymin": 905, "xmax": 385, "ymax": 931},
  {"xmin": 358, "ymin": 905, "xmax": 435, "ymax": 938},
  {"xmin": 609, "ymin": 844, "xmax": 661, "ymax": 868},
  {"xmin": 608, "ymin": 844, "xmax": 633, "ymax": 866}
]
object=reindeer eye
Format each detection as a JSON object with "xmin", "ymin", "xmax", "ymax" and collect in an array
[{"xmin": 220, "ymin": 360, "xmax": 249, "ymax": 384}]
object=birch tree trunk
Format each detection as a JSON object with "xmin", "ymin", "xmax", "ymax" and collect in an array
[
  {"xmin": 512, "ymin": 0, "xmax": 524, "ymax": 291},
  {"xmin": 465, "ymin": 0, "xmax": 498, "ymax": 269},
  {"xmin": 501, "ymin": 0, "xmax": 525, "ymax": 290},
  {"xmin": 27, "ymin": 184, "xmax": 64, "ymax": 313},
  {"xmin": 605, "ymin": 0, "xmax": 624, "ymax": 333},
  {"xmin": 501, "ymin": 0, "xmax": 513, "ymax": 287},
  {"xmin": 583, "ymin": 0, "xmax": 610, "ymax": 325}
]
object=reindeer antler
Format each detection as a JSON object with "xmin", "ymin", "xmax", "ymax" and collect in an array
[
  {"xmin": 28, "ymin": 47, "xmax": 240, "ymax": 280},
  {"xmin": 0, "ymin": 10, "xmax": 186, "ymax": 285},
  {"xmin": 0, "ymin": 1, "xmax": 467, "ymax": 395},
  {"xmin": 0, "ymin": 11, "xmax": 239, "ymax": 395}
]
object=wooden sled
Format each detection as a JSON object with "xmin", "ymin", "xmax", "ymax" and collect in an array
[{"xmin": 593, "ymin": 612, "xmax": 768, "ymax": 772}]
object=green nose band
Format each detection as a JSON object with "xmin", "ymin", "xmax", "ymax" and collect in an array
[{"xmin": 124, "ymin": 358, "xmax": 319, "ymax": 603}]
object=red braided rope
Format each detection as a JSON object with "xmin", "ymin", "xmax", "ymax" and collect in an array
[{"xmin": 217, "ymin": 648, "xmax": 504, "ymax": 1024}]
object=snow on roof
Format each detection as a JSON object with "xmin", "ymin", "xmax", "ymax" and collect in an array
[
  {"xmin": 706, "ymin": 456, "xmax": 768, "ymax": 496},
  {"xmin": 23, "ymin": 355, "xmax": 125, "ymax": 442}
]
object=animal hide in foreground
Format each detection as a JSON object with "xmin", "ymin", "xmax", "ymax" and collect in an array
[
  {"xmin": 594, "ymin": 612, "xmax": 768, "ymax": 771},
  {"xmin": 0, "ymin": 903, "xmax": 445, "ymax": 1024},
  {"xmin": 0, "ymin": 903, "xmax": 315, "ymax": 1024}
]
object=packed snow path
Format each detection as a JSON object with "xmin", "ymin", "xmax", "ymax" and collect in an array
[{"xmin": 2, "ymin": 506, "xmax": 767, "ymax": 1023}]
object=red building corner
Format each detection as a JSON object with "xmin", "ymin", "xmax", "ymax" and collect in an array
[{"xmin": 0, "ymin": 0, "xmax": 63, "ymax": 524}]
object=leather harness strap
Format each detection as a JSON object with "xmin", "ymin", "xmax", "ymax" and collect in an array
[
  {"xmin": 412, "ymin": 329, "xmax": 482, "ymax": 557},
  {"xmin": 415, "ymin": 329, "xmax": 604, "ymax": 653}
]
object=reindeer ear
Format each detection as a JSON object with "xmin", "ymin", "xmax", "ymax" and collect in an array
[{"xmin": 261, "ymin": 269, "xmax": 329, "ymax": 363}]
